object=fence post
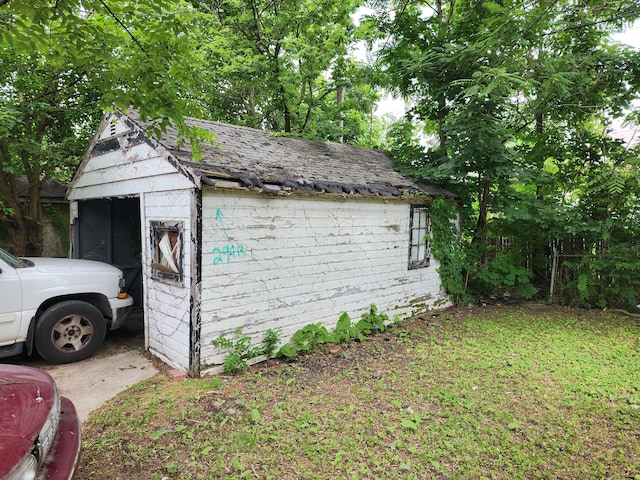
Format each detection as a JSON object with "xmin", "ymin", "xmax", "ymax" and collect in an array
[{"xmin": 548, "ymin": 243, "xmax": 558, "ymax": 304}]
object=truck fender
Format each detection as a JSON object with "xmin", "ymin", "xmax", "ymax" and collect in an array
[{"xmin": 26, "ymin": 316, "xmax": 36, "ymax": 356}]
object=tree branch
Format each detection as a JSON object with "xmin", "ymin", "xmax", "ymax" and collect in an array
[{"xmin": 97, "ymin": 0, "xmax": 151, "ymax": 59}]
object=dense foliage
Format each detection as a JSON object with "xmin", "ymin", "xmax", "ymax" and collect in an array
[
  {"xmin": 375, "ymin": 0, "xmax": 640, "ymax": 308},
  {"xmin": 1, "ymin": 0, "xmax": 214, "ymax": 254},
  {"xmin": 0, "ymin": 47, "xmax": 102, "ymax": 253},
  {"xmin": 188, "ymin": 0, "xmax": 383, "ymax": 145}
]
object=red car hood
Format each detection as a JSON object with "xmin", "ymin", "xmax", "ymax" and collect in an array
[{"xmin": 0, "ymin": 365, "xmax": 56, "ymax": 478}]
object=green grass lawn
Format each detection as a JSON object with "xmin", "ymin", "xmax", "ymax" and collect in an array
[{"xmin": 79, "ymin": 305, "xmax": 640, "ymax": 479}]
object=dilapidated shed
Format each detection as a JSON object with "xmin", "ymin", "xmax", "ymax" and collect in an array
[{"xmin": 67, "ymin": 111, "xmax": 456, "ymax": 375}]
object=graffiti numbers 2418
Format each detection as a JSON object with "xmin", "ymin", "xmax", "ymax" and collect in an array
[{"xmin": 213, "ymin": 244, "xmax": 247, "ymax": 265}]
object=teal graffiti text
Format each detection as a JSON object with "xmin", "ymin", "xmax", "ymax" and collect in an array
[{"xmin": 213, "ymin": 244, "xmax": 247, "ymax": 265}]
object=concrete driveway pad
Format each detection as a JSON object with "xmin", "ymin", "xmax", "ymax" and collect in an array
[{"xmin": 47, "ymin": 350, "xmax": 158, "ymax": 422}]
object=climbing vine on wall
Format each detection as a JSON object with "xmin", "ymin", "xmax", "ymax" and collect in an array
[{"xmin": 429, "ymin": 198, "xmax": 467, "ymax": 304}]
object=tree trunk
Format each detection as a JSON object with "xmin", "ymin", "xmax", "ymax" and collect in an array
[
  {"xmin": 337, "ymin": 85, "xmax": 344, "ymax": 143},
  {"xmin": 24, "ymin": 175, "xmax": 44, "ymax": 256},
  {"xmin": 281, "ymin": 84, "xmax": 291, "ymax": 133},
  {"xmin": 438, "ymin": 97, "xmax": 447, "ymax": 155},
  {"xmin": 473, "ymin": 179, "xmax": 491, "ymax": 263},
  {"xmin": 0, "ymin": 88, "xmax": 53, "ymax": 256},
  {"xmin": 531, "ymin": 111, "xmax": 548, "ymax": 288},
  {"xmin": 0, "ymin": 171, "xmax": 44, "ymax": 256}
]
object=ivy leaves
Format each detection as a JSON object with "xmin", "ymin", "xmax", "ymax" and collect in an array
[{"xmin": 429, "ymin": 198, "xmax": 467, "ymax": 302}]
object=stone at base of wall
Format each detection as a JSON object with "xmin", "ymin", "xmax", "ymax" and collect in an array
[
  {"xmin": 168, "ymin": 369, "xmax": 188, "ymax": 381},
  {"xmin": 200, "ymin": 354, "xmax": 268, "ymax": 377}
]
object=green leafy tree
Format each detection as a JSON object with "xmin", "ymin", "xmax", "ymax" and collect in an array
[
  {"xmin": 1, "ymin": 0, "xmax": 214, "ymax": 140},
  {"xmin": 188, "ymin": 0, "xmax": 383, "ymax": 144},
  {"xmin": 0, "ymin": 0, "xmax": 213, "ymax": 254},
  {"xmin": 0, "ymin": 48, "xmax": 102, "ymax": 254},
  {"xmin": 371, "ymin": 0, "xmax": 640, "ymax": 306}
]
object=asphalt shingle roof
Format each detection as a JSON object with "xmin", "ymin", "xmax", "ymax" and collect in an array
[{"xmin": 122, "ymin": 111, "xmax": 455, "ymax": 199}]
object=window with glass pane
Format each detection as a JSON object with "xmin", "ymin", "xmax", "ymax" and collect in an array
[{"xmin": 409, "ymin": 205, "xmax": 430, "ymax": 269}]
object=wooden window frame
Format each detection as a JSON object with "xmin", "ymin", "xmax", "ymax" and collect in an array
[
  {"xmin": 408, "ymin": 205, "xmax": 431, "ymax": 269},
  {"xmin": 150, "ymin": 221, "xmax": 184, "ymax": 284}
]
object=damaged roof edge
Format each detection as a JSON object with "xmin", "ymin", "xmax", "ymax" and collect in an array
[
  {"xmin": 182, "ymin": 160, "xmax": 457, "ymax": 200},
  {"xmin": 198, "ymin": 171, "xmax": 446, "ymax": 200}
]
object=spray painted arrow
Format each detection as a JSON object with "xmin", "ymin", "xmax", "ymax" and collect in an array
[{"xmin": 215, "ymin": 208, "xmax": 230, "ymax": 241}]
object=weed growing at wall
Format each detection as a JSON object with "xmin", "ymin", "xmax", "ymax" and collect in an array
[
  {"xmin": 214, "ymin": 306, "xmax": 400, "ymax": 370},
  {"xmin": 277, "ymin": 323, "xmax": 332, "ymax": 360},
  {"xmin": 358, "ymin": 304, "xmax": 396, "ymax": 333},
  {"xmin": 332, "ymin": 312, "xmax": 363, "ymax": 343},
  {"xmin": 277, "ymin": 305, "xmax": 399, "ymax": 360},
  {"xmin": 213, "ymin": 328, "xmax": 282, "ymax": 372},
  {"xmin": 262, "ymin": 329, "xmax": 281, "ymax": 360},
  {"xmin": 212, "ymin": 328, "xmax": 264, "ymax": 373}
]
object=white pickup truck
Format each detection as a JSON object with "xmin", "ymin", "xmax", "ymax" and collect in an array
[{"xmin": 0, "ymin": 247, "xmax": 133, "ymax": 364}]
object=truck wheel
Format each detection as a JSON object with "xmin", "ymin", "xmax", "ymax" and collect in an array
[{"xmin": 35, "ymin": 300, "xmax": 107, "ymax": 364}]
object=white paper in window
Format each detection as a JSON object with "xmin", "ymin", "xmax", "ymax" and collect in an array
[{"xmin": 158, "ymin": 232, "xmax": 179, "ymax": 273}]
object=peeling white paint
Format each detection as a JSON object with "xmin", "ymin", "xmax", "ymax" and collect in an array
[{"xmin": 199, "ymin": 189, "xmax": 447, "ymax": 369}]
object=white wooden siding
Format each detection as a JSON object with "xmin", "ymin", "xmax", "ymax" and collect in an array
[
  {"xmin": 68, "ymin": 114, "xmax": 194, "ymax": 201},
  {"xmin": 97, "ymin": 117, "xmax": 131, "ymax": 139},
  {"xmin": 67, "ymin": 142, "xmax": 193, "ymax": 201},
  {"xmin": 199, "ymin": 190, "xmax": 447, "ymax": 372},
  {"xmin": 141, "ymin": 190, "xmax": 194, "ymax": 371}
]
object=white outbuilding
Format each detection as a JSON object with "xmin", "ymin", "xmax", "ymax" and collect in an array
[{"xmin": 67, "ymin": 111, "xmax": 456, "ymax": 375}]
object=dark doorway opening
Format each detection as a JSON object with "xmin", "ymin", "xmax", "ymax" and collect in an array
[{"xmin": 73, "ymin": 197, "xmax": 143, "ymax": 308}]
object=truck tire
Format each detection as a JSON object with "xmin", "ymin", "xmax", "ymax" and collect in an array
[{"xmin": 35, "ymin": 300, "xmax": 107, "ymax": 364}]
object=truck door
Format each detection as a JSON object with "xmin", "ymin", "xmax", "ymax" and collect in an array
[{"xmin": 0, "ymin": 258, "xmax": 23, "ymax": 345}]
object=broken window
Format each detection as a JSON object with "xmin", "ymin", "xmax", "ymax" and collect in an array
[
  {"xmin": 408, "ymin": 205, "xmax": 431, "ymax": 269},
  {"xmin": 150, "ymin": 221, "xmax": 183, "ymax": 283}
]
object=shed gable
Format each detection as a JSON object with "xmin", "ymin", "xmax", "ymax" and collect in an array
[{"xmin": 67, "ymin": 115, "xmax": 195, "ymax": 201}]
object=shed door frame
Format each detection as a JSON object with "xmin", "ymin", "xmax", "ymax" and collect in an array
[{"xmin": 72, "ymin": 197, "xmax": 143, "ymax": 309}]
